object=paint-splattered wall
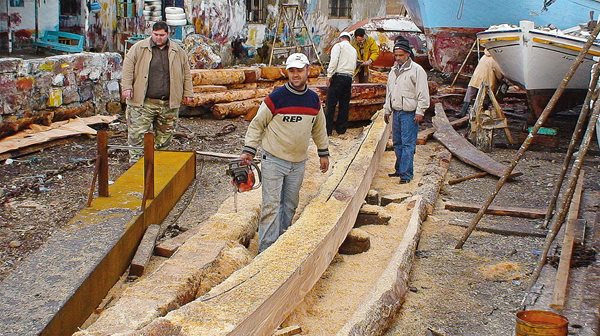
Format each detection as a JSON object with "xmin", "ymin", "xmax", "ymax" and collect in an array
[
  {"xmin": 2, "ymin": 0, "xmax": 59, "ymax": 45},
  {"xmin": 0, "ymin": 52, "xmax": 122, "ymax": 138}
]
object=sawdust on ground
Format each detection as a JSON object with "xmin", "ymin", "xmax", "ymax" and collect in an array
[{"xmin": 282, "ymin": 145, "xmax": 434, "ymax": 334}]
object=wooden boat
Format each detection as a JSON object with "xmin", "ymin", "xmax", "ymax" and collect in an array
[{"xmin": 478, "ymin": 20, "xmax": 600, "ymax": 117}]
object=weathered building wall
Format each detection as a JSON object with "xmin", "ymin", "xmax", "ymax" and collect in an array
[
  {"xmin": 1, "ymin": 0, "xmax": 59, "ymax": 46},
  {"xmin": 0, "ymin": 53, "xmax": 122, "ymax": 138}
]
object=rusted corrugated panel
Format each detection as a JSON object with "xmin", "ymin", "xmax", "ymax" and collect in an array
[{"xmin": 426, "ymin": 27, "xmax": 483, "ymax": 74}]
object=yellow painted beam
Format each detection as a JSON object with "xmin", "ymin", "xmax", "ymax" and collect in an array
[{"xmin": 0, "ymin": 151, "xmax": 196, "ymax": 336}]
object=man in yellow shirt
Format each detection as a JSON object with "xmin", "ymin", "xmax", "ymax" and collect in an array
[{"xmin": 351, "ymin": 28, "xmax": 380, "ymax": 83}]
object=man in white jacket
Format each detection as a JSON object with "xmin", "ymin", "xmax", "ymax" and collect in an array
[
  {"xmin": 384, "ymin": 39, "xmax": 430, "ymax": 184},
  {"xmin": 326, "ymin": 32, "xmax": 358, "ymax": 135}
]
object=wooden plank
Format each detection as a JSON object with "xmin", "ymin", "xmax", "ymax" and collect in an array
[
  {"xmin": 137, "ymin": 113, "xmax": 391, "ymax": 335},
  {"xmin": 449, "ymin": 221, "xmax": 547, "ymax": 238},
  {"xmin": 212, "ymin": 98, "xmax": 263, "ymax": 119},
  {"xmin": 551, "ymin": 171, "xmax": 585, "ymax": 310},
  {"xmin": 432, "ymin": 103, "xmax": 522, "ymax": 178},
  {"xmin": 0, "ymin": 114, "xmax": 117, "ymax": 156},
  {"xmin": 418, "ymin": 115, "xmax": 469, "ymax": 145},
  {"xmin": 0, "ymin": 137, "xmax": 76, "ymax": 161},
  {"xmin": 129, "ymin": 224, "xmax": 161, "ymax": 277},
  {"xmin": 445, "ymin": 200, "xmax": 546, "ymax": 219},
  {"xmin": 154, "ymin": 226, "xmax": 201, "ymax": 257}
]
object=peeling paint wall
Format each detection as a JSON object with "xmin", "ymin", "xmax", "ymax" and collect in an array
[
  {"xmin": 2, "ymin": 0, "xmax": 59, "ymax": 44},
  {"xmin": 0, "ymin": 53, "xmax": 122, "ymax": 138}
]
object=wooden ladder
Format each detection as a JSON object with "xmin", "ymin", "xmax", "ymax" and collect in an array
[
  {"xmin": 451, "ymin": 39, "xmax": 481, "ymax": 86},
  {"xmin": 267, "ymin": 3, "xmax": 324, "ymax": 69}
]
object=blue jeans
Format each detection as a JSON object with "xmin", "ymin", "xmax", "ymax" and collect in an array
[
  {"xmin": 258, "ymin": 152, "xmax": 306, "ymax": 252},
  {"xmin": 392, "ymin": 110, "xmax": 419, "ymax": 181}
]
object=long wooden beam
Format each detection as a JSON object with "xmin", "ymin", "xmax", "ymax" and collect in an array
[
  {"xmin": 432, "ymin": 103, "xmax": 521, "ymax": 178},
  {"xmin": 418, "ymin": 115, "xmax": 468, "ymax": 145},
  {"xmin": 550, "ymin": 171, "xmax": 585, "ymax": 310},
  {"xmin": 137, "ymin": 113, "xmax": 391, "ymax": 335},
  {"xmin": 0, "ymin": 151, "xmax": 196, "ymax": 336},
  {"xmin": 445, "ymin": 201, "xmax": 547, "ymax": 219}
]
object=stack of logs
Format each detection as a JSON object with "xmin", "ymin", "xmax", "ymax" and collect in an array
[{"xmin": 186, "ymin": 65, "xmax": 388, "ymax": 121}]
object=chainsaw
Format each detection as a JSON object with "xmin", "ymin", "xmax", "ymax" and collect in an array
[{"xmin": 226, "ymin": 159, "xmax": 262, "ymax": 211}]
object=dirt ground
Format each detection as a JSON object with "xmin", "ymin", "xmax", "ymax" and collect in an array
[{"xmin": 1, "ymin": 97, "xmax": 599, "ymax": 335}]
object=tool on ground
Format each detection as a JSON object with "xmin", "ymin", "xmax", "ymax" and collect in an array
[{"xmin": 226, "ymin": 159, "xmax": 262, "ymax": 212}]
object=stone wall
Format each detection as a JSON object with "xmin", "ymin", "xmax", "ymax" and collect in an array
[{"xmin": 0, "ymin": 52, "xmax": 122, "ymax": 139}]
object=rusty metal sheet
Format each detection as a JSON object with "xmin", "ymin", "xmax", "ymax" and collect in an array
[{"xmin": 432, "ymin": 103, "xmax": 521, "ymax": 178}]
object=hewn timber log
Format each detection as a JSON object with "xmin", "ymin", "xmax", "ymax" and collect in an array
[
  {"xmin": 311, "ymin": 84, "xmax": 387, "ymax": 102},
  {"xmin": 228, "ymin": 82, "xmax": 258, "ymax": 90},
  {"xmin": 240, "ymin": 67, "xmax": 261, "ymax": 83},
  {"xmin": 260, "ymin": 66, "xmax": 286, "ymax": 80},
  {"xmin": 77, "ymin": 144, "xmax": 333, "ymax": 335},
  {"xmin": 192, "ymin": 85, "xmax": 227, "ymax": 93},
  {"xmin": 189, "ymin": 90, "xmax": 256, "ymax": 107},
  {"xmin": 211, "ymin": 98, "xmax": 263, "ymax": 119},
  {"xmin": 136, "ymin": 113, "xmax": 391, "ymax": 335},
  {"xmin": 191, "ymin": 69, "xmax": 246, "ymax": 86},
  {"xmin": 432, "ymin": 103, "xmax": 521, "ymax": 178},
  {"xmin": 444, "ymin": 201, "xmax": 546, "ymax": 219},
  {"xmin": 338, "ymin": 149, "xmax": 451, "ymax": 336},
  {"xmin": 260, "ymin": 65, "xmax": 323, "ymax": 80}
]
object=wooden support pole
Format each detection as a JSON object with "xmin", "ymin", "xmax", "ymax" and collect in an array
[
  {"xmin": 97, "ymin": 130, "xmax": 109, "ymax": 197},
  {"xmin": 455, "ymin": 21, "xmax": 600, "ymax": 249},
  {"xmin": 86, "ymin": 157, "xmax": 99, "ymax": 207},
  {"xmin": 448, "ymin": 171, "xmax": 488, "ymax": 185},
  {"xmin": 144, "ymin": 132, "xmax": 154, "ymax": 200},
  {"xmin": 550, "ymin": 171, "xmax": 584, "ymax": 310},
  {"xmin": 529, "ymin": 97, "xmax": 600, "ymax": 288},
  {"xmin": 542, "ymin": 63, "xmax": 600, "ymax": 228}
]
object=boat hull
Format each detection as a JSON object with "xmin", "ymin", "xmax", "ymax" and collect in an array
[
  {"xmin": 404, "ymin": 0, "xmax": 600, "ymax": 73},
  {"xmin": 479, "ymin": 21, "xmax": 600, "ymax": 116}
]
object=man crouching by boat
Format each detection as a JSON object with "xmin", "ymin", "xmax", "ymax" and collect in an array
[
  {"xmin": 384, "ymin": 39, "xmax": 430, "ymax": 185},
  {"xmin": 239, "ymin": 53, "xmax": 330, "ymax": 253}
]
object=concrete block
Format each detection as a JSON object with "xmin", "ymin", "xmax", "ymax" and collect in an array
[
  {"xmin": 339, "ymin": 228, "xmax": 371, "ymax": 255},
  {"xmin": 365, "ymin": 189, "xmax": 380, "ymax": 205},
  {"xmin": 381, "ymin": 192, "xmax": 412, "ymax": 206}
]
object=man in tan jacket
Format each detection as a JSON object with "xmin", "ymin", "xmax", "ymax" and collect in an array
[
  {"xmin": 459, "ymin": 49, "xmax": 503, "ymax": 116},
  {"xmin": 121, "ymin": 21, "xmax": 193, "ymax": 161}
]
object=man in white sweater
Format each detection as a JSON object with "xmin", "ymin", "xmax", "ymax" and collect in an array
[{"xmin": 326, "ymin": 32, "xmax": 358, "ymax": 135}]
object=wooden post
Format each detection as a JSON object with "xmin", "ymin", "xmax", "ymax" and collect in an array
[
  {"xmin": 97, "ymin": 130, "xmax": 109, "ymax": 197},
  {"xmin": 542, "ymin": 63, "xmax": 600, "ymax": 228},
  {"xmin": 143, "ymin": 132, "xmax": 154, "ymax": 201},
  {"xmin": 529, "ymin": 98, "xmax": 600, "ymax": 289},
  {"xmin": 455, "ymin": 21, "xmax": 600, "ymax": 249}
]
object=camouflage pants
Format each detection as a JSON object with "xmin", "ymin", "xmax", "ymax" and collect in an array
[{"xmin": 126, "ymin": 99, "xmax": 178, "ymax": 161}]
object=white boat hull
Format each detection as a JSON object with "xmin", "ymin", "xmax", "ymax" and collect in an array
[{"xmin": 479, "ymin": 21, "xmax": 600, "ymax": 91}]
